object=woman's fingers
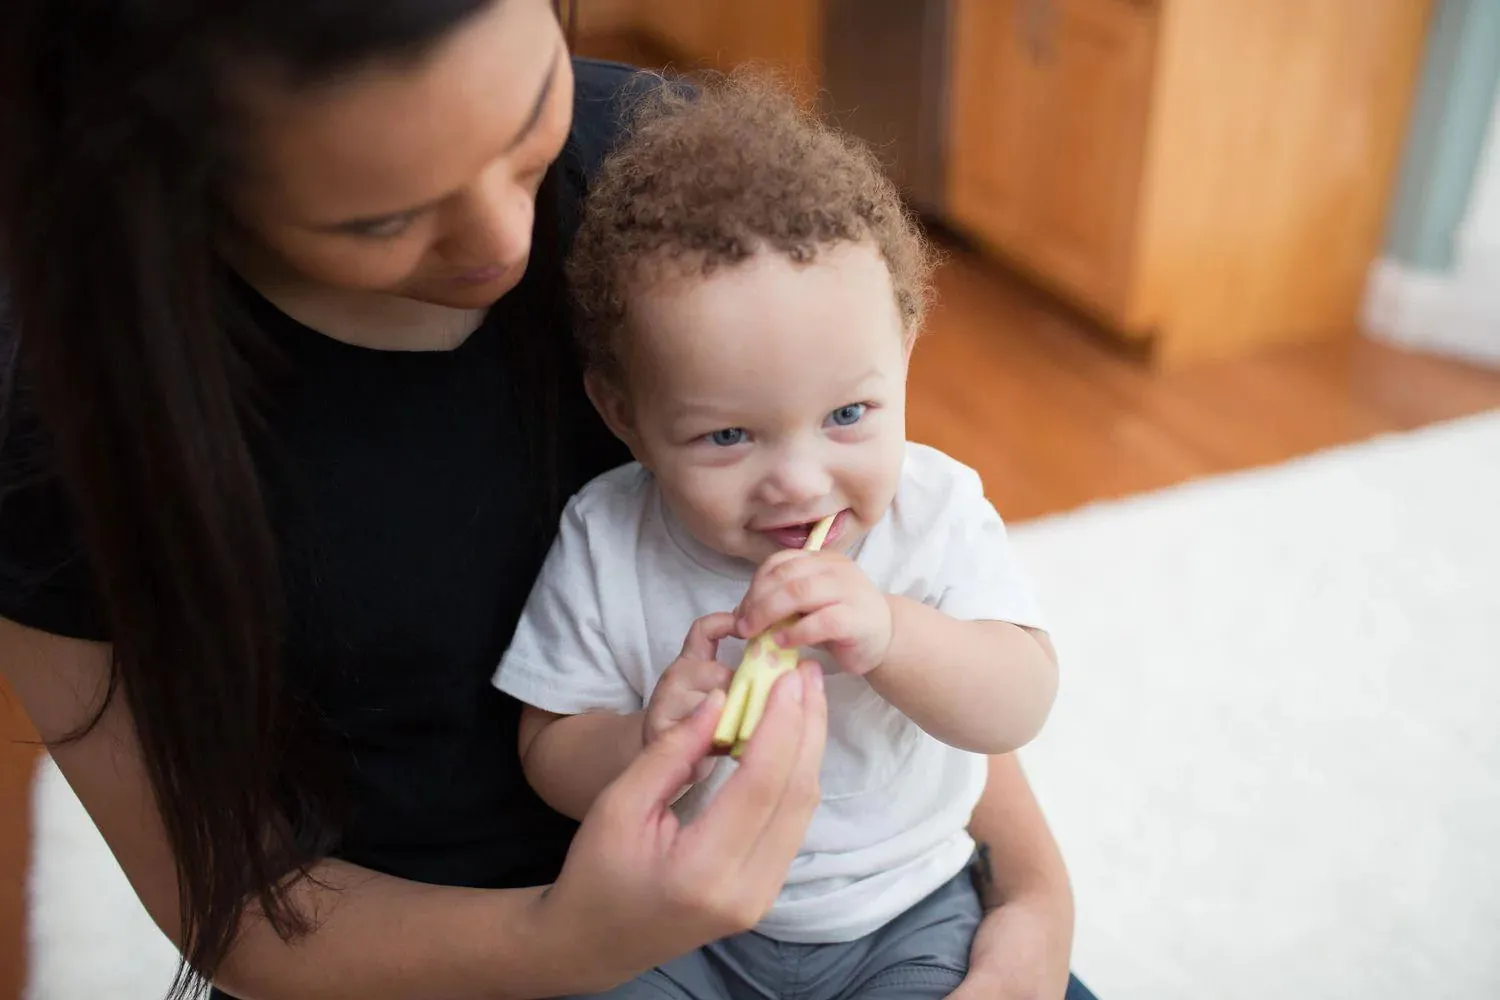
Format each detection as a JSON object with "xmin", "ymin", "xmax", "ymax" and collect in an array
[
  {"xmin": 685, "ymin": 662, "xmax": 825, "ymax": 881},
  {"xmin": 564, "ymin": 664, "xmax": 826, "ymax": 957},
  {"xmin": 739, "ymin": 662, "xmax": 826, "ymax": 877},
  {"xmin": 605, "ymin": 688, "xmax": 725, "ymax": 823}
]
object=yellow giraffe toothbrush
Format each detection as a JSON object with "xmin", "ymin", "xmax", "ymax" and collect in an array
[{"xmin": 712, "ymin": 513, "xmax": 837, "ymax": 756}]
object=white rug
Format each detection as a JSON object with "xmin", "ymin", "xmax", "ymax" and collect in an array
[
  {"xmin": 1010, "ymin": 409, "xmax": 1500, "ymax": 1000},
  {"xmin": 25, "ymin": 410, "xmax": 1500, "ymax": 1000},
  {"xmin": 26, "ymin": 755, "xmax": 182, "ymax": 1000}
]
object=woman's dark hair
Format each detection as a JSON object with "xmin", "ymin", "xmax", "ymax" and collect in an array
[{"xmin": 0, "ymin": 1, "xmax": 574, "ymax": 996}]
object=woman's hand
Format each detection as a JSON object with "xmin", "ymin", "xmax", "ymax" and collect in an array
[{"xmin": 534, "ymin": 660, "xmax": 827, "ymax": 993}]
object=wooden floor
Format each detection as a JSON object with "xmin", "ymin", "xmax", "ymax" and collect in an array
[
  {"xmin": 3, "ymin": 237, "xmax": 1500, "ymax": 1000},
  {"xmin": 909, "ymin": 244, "xmax": 1500, "ymax": 522},
  {"xmin": 1, "ymin": 693, "xmax": 35, "ymax": 1000}
]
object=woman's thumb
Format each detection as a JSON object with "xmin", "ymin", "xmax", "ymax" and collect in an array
[{"xmin": 613, "ymin": 688, "xmax": 725, "ymax": 810}]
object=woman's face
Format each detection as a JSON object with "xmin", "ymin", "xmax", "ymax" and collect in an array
[{"xmin": 227, "ymin": 0, "xmax": 573, "ymax": 309}]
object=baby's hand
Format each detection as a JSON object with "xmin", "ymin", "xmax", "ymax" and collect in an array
[
  {"xmin": 735, "ymin": 550, "xmax": 893, "ymax": 677},
  {"xmin": 645, "ymin": 612, "xmax": 737, "ymax": 778}
]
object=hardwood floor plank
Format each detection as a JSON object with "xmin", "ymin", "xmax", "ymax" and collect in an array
[
  {"xmin": 908, "ymin": 248, "xmax": 1500, "ymax": 521},
  {"xmin": 1, "ymin": 677, "xmax": 39, "ymax": 1000}
]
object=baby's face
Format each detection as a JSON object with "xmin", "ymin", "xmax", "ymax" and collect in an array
[{"xmin": 609, "ymin": 241, "xmax": 911, "ymax": 565}]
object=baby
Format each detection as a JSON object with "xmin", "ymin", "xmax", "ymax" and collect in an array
[{"xmin": 493, "ymin": 73, "xmax": 1059, "ymax": 999}]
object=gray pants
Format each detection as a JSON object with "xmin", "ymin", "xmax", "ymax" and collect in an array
[{"xmin": 577, "ymin": 867, "xmax": 982, "ymax": 1000}]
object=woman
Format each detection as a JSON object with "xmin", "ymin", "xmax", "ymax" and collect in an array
[{"xmin": 0, "ymin": 1, "xmax": 1089, "ymax": 997}]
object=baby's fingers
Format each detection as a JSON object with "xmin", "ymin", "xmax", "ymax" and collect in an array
[
  {"xmin": 737, "ymin": 570, "xmax": 839, "ymax": 638},
  {"xmin": 671, "ymin": 657, "xmax": 733, "ymax": 695},
  {"xmin": 681, "ymin": 611, "xmax": 740, "ymax": 660},
  {"xmin": 773, "ymin": 605, "xmax": 854, "ymax": 650}
]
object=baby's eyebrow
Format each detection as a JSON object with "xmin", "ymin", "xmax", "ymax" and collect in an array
[{"xmin": 667, "ymin": 399, "xmax": 737, "ymax": 420}]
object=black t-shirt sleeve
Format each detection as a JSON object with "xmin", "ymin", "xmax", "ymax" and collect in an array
[{"xmin": 0, "ymin": 370, "xmax": 109, "ymax": 641}]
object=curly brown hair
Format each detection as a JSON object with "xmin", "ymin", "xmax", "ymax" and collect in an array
[{"xmin": 567, "ymin": 69, "xmax": 937, "ymax": 381}]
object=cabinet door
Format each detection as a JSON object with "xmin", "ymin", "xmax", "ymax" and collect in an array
[
  {"xmin": 635, "ymin": 0, "xmax": 821, "ymax": 102},
  {"xmin": 719, "ymin": 0, "xmax": 821, "ymax": 102},
  {"xmin": 634, "ymin": 0, "xmax": 725, "ymax": 65},
  {"xmin": 947, "ymin": 0, "xmax": 1156, "ymax": 324}
]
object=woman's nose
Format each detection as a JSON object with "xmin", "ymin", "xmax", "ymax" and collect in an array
[{"xmin": 439, "ymin": 176, "xmax": 533, "ymax": 268}]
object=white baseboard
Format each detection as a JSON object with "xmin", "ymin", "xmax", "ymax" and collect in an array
[{"xmin": 1362, "ymin": 257, "xmax": 1500, "ymax": 369}]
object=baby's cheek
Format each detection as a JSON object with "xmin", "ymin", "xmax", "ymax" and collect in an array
[{"xmin": 681, "ymin": 477, "xmax": 744, "ymax": 530}]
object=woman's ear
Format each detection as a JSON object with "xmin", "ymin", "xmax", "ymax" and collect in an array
[{"xmin": 584, "ymin": 369, "xmax": 642, "ymax": 455}]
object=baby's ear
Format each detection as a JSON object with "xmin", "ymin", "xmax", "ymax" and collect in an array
[
  {"xmin": 584, "ymin": 369, "xmax": 642, "ymax": 453},
  {"xmin": 901, "ymin": 322, "xmax": 922, "ymax": 366}
]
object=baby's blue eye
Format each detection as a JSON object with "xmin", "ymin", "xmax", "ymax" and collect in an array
[
  {"xmin": 709, "ymin": 428, "xmax": 747, "ymax": 447},
  {"xmin": 828, "ymin": 403, "xmax": 867, "ymax": 427}
]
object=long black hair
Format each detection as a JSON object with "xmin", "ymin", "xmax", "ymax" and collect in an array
[{"xmin": 0, "ymin": 1, "xmax": 575, "ymax": 995}]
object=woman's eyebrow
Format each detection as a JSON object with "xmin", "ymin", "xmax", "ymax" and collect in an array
[
  {"xmin": 319, "ymin": 44, "xmax": 564, "ymax": 233},
  {"xmin": 505, "ymin": 41, "xmax": 562, "ymax": 154}
]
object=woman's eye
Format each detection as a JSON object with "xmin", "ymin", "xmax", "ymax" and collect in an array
[
  {"xmin": 827, "ymin": 403, "xmax": 867, "ymax": 427},
  {"xmin": 342, "ymin": 214, "xmax": 415, "ymax": 239},
  {"xmin": 708, "ymin": 428, "xmax": 747, "ymax": 447}
]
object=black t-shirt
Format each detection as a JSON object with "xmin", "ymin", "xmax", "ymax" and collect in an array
[{"xmin": 0, "ymin": 58, "xmax": 639, "ymax": 895}]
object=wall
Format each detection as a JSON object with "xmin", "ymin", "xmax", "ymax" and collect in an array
[
  {"xmin": 1383, "ymin": 0, "xmax": 1500, "ymax": 271},
  {"xmin": 1454, "ymin": 91, "xmax": 1500, "ymax": 279},
  {"xmin": 1363, "ymin": 0, "xmax": 1500, "ymax": 365}
]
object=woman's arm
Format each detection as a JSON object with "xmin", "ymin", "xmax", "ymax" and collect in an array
[
  {"xmin": 952, "ymin": 752, "xmax": 1076, "ymax": 1000},
  {"xmin": 3, "ymin": 615, "xmax": 575, "ymax": 999},
  {"xmin": 2, "ymin": 615, "xmax": 829, "ymax": 1000}
]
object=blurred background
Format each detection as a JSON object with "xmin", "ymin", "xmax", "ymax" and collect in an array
[
  {"xmin": 562, "ymin": 0, "xmax": 1500, "ymax": 523},
  {"xmin": 5, "ymin": 2, "xmax": 1500, "ymax": 999}
]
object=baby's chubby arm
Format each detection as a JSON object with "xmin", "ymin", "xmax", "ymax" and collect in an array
[
  {"xmin": 518, "ymin": 705, "xmax": 651, "ymax": 821},
  {"xmin": 869, "ymin": 600, "xmax": 1057, "ymax": 754},
  {"xmin": 517, "ymin": 612, "xmax": 740, "ymax": 820},
  {"xmin": 735, "ymin": 550, "xmax": 1057, "ymax": 754}
]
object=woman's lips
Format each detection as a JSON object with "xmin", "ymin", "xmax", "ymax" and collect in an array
[{"xmin": 451, "ymin": 263, "xmax": 509, "ymax": 286}]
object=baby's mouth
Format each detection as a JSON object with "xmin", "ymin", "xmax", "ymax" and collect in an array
[{"xmin": 757, "ymin": 511, "xmax": 847, "ymax": 550}]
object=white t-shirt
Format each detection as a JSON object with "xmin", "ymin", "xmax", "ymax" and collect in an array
[{"xmin": 493, "ymin": 441, "xmax": 1046, "ymax": 943}]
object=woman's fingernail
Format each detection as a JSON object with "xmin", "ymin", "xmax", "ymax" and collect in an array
[
  {"xmin": 809, "ymin": 666, "xmax": 824, "ymax": 695},
  {"xmin": 783, "ymin": 671, "xmax": 805, "ymax": 704}
]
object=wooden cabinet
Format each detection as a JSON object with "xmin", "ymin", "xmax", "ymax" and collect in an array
[
  {"xmin": 633, "ymin": 0, "xmax": 719, "ymax": 60},
  {"xmin": 945, "ymin": 0, "xmax": 1435, "ymax": 365},
  {"xmin": 582, "ymin": 0, "xmax": 1434, "ymax": 366},
  {"xmin": 949, "ymin": 0, "xmax": 1155, "ymax": 328},
  {"xmin": 631, "ymin": 0, "xmax": 821, "ymax": 102}
]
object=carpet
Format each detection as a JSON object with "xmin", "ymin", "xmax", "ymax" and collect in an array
[
  {"xmin": 26, "ymin": 410, "xmax": 1500, "ymax": 1000},
  {"xmin": 1009, "ymin": 409, "xmax": 1500, "ymax": 1000}
]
